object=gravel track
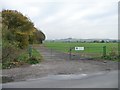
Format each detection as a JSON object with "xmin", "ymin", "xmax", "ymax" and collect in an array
[{"xmin": 2, "ymin": 45, "xmax": 118, "ymax": 82}]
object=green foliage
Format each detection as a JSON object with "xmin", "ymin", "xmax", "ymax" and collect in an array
[
  {"xmin": 2, "ymin": 10, "xmax": 34, "ymax": 32},
  {"xmin": 26, "ymin": 49, "xmax": 42, "ymax": 64},
  {"xmin": 2, "ymin": 48, "xmax": 42, "ymax": 69},
  {"xmin": 27, "ymin": 57, "xmax": 39, "ymax": 64},
  {"xmin": 35, "ymin": 30, "xmax": 45, "ymax": 43},
  {"xmin": 17, "ymin": 52, "xmax": 29, "ymax": 62},
  {"xmin": 1, "ymin": 9, "xmax": 45, "ymax": 69},
  {"xmin": 101, "ymin": 55, "xmax": 119, "ymax": 61},
  {"xmin": 16, "ymin": 33, "xmax": 29, "ymax": 49},
  {"xmin": 2, "ymin": 10, "xmax": 45, "ymax": 49},
  {"xmin": 101, "ymin": 48, "xmax": 119, "ymax": 61},
  {"xmin": 2, "ymin": 42, "xmax": 21, "ymax": 69},
  {"xmin": 29, "ymin": 28, "xmax": 46, "ymax": 44}
]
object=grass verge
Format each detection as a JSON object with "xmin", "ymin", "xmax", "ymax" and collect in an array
[{"xmin": 3, "ymin": 48, "xmax": 42, "ymax": 69}]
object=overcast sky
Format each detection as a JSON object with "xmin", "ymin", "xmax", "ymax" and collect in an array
[{"xmin": 1, "ymin": 0, "xmax": 119, "ymax": 40}]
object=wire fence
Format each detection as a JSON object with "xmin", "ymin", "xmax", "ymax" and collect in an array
[{"xmin": 45, "ymin": 45, "xmax": 118, "ymax": 60}]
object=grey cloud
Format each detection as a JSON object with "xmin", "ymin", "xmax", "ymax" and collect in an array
[{"xmin": 1, "ymin": 0, "xmax": 118, "ymax": 39}]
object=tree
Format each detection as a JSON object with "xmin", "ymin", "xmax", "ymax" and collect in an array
[
  {"xmin": 100, "ymin": 40, "xmax": 105, "ymax": 43},
  {"xmin": 2, "ymin": 9, "xmax": 45, "ymax": 48},
  {"xmin": 35, "ymin": 29, "xmax": 46, "ymax": 43},
  {"xmin": 2, "ymin": 9, "xmax": 46, "ymax": 68}
]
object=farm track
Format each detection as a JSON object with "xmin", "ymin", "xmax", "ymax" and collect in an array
[{"xmin": 2, "ymin": 44, "xmax": 118, "ymax": 83}]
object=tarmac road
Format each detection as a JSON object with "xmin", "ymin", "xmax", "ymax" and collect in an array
[{"xmin": 2, "ymin": 70, "xmax": 118, "ymax": 88}]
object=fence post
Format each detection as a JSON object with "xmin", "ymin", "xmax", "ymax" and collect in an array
[{"xmin": 103, "ymin": 46, "xmax": 106, "ymax": 57}]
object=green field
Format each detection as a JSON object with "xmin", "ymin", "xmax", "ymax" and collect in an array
[
  {"xmin": 44, "ymin": 42, "xmax": 118, "ymax": 53},
  {"xmin": 44, "ymin": 42, "xmax": 118, "ymax": 59}
]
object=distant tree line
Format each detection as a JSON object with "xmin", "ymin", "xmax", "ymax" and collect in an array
[{"xmin": 45, "ymin": 40, "xmax": 118, "ymax": 43}]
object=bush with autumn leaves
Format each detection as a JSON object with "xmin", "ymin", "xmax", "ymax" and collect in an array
[{"xmin": 1, "ymin": 10, "xmax": 45, "ymax": 69}]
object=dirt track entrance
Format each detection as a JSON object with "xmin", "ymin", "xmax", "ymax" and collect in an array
[{"xmin": 2, "ymin": 45, "xmax": 118, "ymax": 83}]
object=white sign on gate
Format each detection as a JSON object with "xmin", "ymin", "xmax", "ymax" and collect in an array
[{"xmin": 75, "ymin": 47, "xmax": 84, "ymax": 51}]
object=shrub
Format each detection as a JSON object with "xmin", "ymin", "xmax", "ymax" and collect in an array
[
  {"xmin": 16, "ymin": 33, "xmax": 29, "ymax": 49},
  {"xmin": 27, "ymin": 57, "xmax": 40, "ymax": 64},
  {"xmin": 2, "ymin": 43, "xmax": 20, "ymax": 69}
]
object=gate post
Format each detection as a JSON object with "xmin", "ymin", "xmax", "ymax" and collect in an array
[
  {"xmin": 51, "ymin": 48, "xmax": 52, "ymax": 59},
  {"xmin": 103, "ymin": 46, "xmax": 106, "ymax": 57},
  {"xmin": 28, "ymin": 45, "xmax": 32, "ymax": 58},
  {"xmin": 69, "ymin": 47, "xmax": 72, "ymax": 60}
]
